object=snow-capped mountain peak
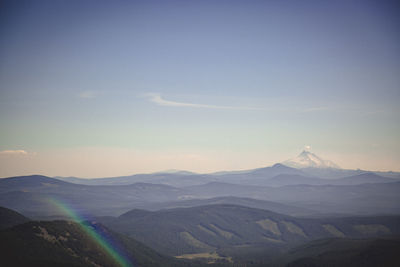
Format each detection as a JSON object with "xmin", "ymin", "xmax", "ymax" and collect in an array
[{"xmin": 283, "ymin": 151, "xmax": 340, "ymax": 169}]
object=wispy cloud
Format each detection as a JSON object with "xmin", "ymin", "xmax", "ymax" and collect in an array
[
  {"xmin": 144, "ymin": 93, "xmax": 264, "ymax": 110},
  {"xmin": 78, "ymin": 90, "xmax": 98, "ymax": 99},
  {"xmin": 302, "ymin": 106, "xmax": 330, "ymax": 112},
  {"xmin": 0, "ymin": 150, "xmax": 30, "ymax": 156},
  {"xmin": 143, "ymin": 93, "xmax": 358, "ymax": 115}
]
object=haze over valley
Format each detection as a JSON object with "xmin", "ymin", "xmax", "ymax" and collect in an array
[{"xmin": 1, "ymin": 150, "xmax": 400, "ymax": 266}]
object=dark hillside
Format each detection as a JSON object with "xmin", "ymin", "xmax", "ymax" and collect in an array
[
  {"xmin": 0, "ymin": 220, "xmax": 199, "ymax": 267},
  {"xmin": 0, "ymin": 206, "xmax": 30, "ymax": 229}
]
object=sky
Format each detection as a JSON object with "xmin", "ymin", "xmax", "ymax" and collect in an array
[{"xmin": 0, "ymin": 0, "xmax": 399, "ymax": 178}]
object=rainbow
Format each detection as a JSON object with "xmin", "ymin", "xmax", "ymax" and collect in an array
[{"xmin": 48, "ymin": 197, "xmax": 133, "ymax": 267}]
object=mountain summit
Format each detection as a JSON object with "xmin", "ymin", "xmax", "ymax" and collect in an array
[{"xmin": 283, "ymin": 151, "xmax": 340, "ymax": 169}]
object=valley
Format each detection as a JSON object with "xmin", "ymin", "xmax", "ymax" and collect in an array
[{"xmin": 1, "ymin": 158, "xmax": 400, "ymax": 266}]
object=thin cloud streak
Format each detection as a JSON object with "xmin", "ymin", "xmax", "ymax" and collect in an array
[
  {"xmin": 302, "ymin": 107, "xmax": 331, "ymax": 112},
  {"xmin": 0, "ymin": 150, "xmax": 29, "ymax": 156},
  {"xmin": 145, "ymin": 93, "xmax": 264, "ymax": 110},
  {"xmin": 144, "ymin": 93, "xmax": 385, "ymax": 116}
]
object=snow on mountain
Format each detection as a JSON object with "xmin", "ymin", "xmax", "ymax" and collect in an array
[{"xmin": 283, "ymin": 151, "xmax": 340, "ymax": 169}]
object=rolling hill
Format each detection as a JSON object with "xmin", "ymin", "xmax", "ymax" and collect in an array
[
  {"xmin": 248, "ymin": 172, "xmax": 396, "ymax": 187},
  {"xmin": 185, "ymin": 181, "xmax": 400, "ymax": 215},
  {"xmin": 101, "ymin": 204, "xmax": 400, "ymax": 258},
  {"xmin": 141, "ymin": 196, "xmax": 316, "ymax": 216},
  {"xmin": 0, "ymin": 175, "xmax": 186, "ymax": 218},
  {"xmin": 282, "ymin": 237, "xmax": 400, "ymax": 267}
]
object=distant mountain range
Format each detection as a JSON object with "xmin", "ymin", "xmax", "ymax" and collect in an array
[
  {"xmin": 0, "ymin": 175, "xmax": 189, "ymax": 217},
  {"xmin": 1, "ymin": 173, "xmax": 399, "ymax": 219},
  {"xmin": 52, "ymin": 151, "xmax": 399, "ymax": 188}
]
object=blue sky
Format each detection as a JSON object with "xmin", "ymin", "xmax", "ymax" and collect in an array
[{"xmin": 0, "ymin": 0, "xmax": 399, "ymax": 177}]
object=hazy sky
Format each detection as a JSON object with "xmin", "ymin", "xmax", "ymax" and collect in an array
[{"xmin": 1, "ymin": 0, "xmax": 399, "ymax": 177}]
